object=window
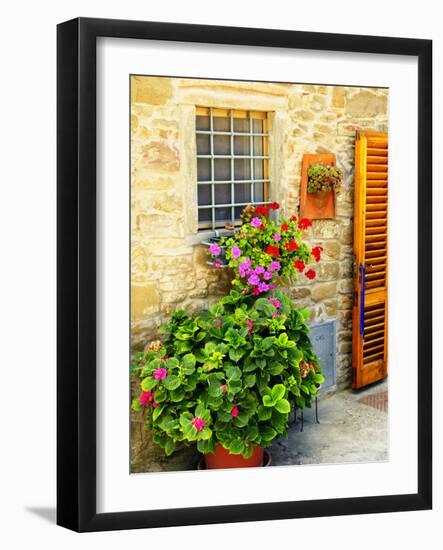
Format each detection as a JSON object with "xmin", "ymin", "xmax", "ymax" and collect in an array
[{"xmin": 196, "ymin": 107, "xmax": 270, "ymax": 230}]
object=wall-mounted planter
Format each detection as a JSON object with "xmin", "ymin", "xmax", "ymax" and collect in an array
[{"xmin": 300, "ymin": 153, "xmax": 336, "ymax": 220}]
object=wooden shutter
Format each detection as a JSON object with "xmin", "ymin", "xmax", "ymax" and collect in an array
[{"xmin": 352, "ymin": 130, "xmax": 388, "ymax": 389}]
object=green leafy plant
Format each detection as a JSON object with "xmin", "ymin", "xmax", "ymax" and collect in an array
[
  {"xmin": 307, "ymin": 163, "xmax": 343, "ymax": 193},
  {"xmin": 132, "ymin": 290, "xmax": 324, "ymax": 459}
]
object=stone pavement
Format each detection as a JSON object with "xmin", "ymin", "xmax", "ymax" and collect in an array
[{"xmin": 271, "ymin": 380, "xmax": 389, "ymax": 466}]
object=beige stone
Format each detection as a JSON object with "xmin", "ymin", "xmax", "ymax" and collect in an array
[
  {"xmin": 131, "ymin": 76, "xmax": 173, "ymax": 105},
  {"xmin": 312, "ymin": 282, "xmax": 337, "ymax": 301},
  {"xmin": 316, "ymin": 262, "xmax": 340, "ymax": 281},
  {"xmin": 345, "ymin": 91, "xmax": 388, "ymax": 117},
  {"xmin": 141, "ymin": 141, "xmax": 179, "ymax": 172},
  {"xmin": 322, "ymin": 241, "xmax": 341, "ymax": 260},
  {"xmin": 332, "ymin": 87, "xmax": 346, "ymax": 108},
  {"xmin": 340, "ymin": 223, "xmax": 353, "ymax": 245},
  {"xmin": 339, "ymin": 279, "xmax": 353, "ymax": 294},
  {"xmin": 312, "ymin": 220, "xmax": 341, "ymax": 240},
  {"xmin": 131, "ymin": 284, "xmax": 161, "ymax": 320}
]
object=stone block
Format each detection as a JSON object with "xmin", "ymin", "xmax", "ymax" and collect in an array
[
  {"xmin": 131, "ymin": 76, "xmax": 173, "ymax": 105},
  {"xmin": 311, "ymin": 282, "xmax": 337, "ymax": 301},
  {"xmin": 141, "ymin": 141, "xmax": 180, "ymax": 172},
  {"xmin": 345, "ymin": 91, "xmax": 387, "ymax": 118},
  {"xmin": 131, "ymin": 283, "xmax": 161, "ymax": 320},
  {"xmin": 316, "ymin": 262, "xmax": 340, "ymax": 281}
]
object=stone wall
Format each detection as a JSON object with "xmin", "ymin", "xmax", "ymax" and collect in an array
[{"xmin": 131, "ymin": 76, "xmax": 388, "ymax": 390}]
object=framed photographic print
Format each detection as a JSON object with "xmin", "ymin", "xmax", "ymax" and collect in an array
[{"xmin": 57, "ymin": 17, "xmax": 432, "ymax": 532}]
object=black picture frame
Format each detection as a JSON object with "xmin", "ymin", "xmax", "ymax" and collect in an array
[{"xmin": 57, "ymin": 17, "xmax": 432, "ymax": 532}]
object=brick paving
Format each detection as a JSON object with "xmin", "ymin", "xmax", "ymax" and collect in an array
[{"xmin": 357, "ymin": 389, "xmax": 388, "ymax": 412}]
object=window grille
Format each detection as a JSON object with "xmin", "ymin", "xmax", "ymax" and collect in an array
[{"xmin": 196, "ymin": 107, "xmax": 270, "ymax": 230}]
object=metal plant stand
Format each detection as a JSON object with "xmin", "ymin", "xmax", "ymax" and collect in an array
[{"xmin": 296, "ymin": 396, "xmax": 320, "ymax": 433}]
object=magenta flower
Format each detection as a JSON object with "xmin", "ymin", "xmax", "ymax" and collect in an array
[
  {"xmin": 254, "ymin": 265, "xmax": 265, "ymax": 275},
  {"xmin": 269, "ymin": 297, "xmax": 281, "ymax": 309},
  {"xmin": 263, "ymin": 271, "xmax": 273, "ymax": 280},
  {"xmin": 152, "ymin": 402, "xmax": 159, "ymax": 409},
  {"xmin": 139, "ymin": 390, "xmax": 154, "ymax": 407},
  {"xmin": 212, "ymin": 259, "xmax": 223, "ymax": 269},
  {"xmin": 268, "ymin": 284, "xmax": 276, "ymax": 290},
  {"xmin": 269, "ymin": 260, "xmax": 281, "ymax": 272},
  {"xmin": 208, "ymin": 243, "xmax": 221, "ymax": 256},
  {"xmin": 153, "ymin": 367, "xmax": 168, "ymax": 380},
  {"xmin": 221, "ymin": 384, "xmax": 227, "ymax": 393},
  {"xmin": 246, "ymin": 319, "xmax": 254, "ymax": 333},
  {"xmin": 248, "ymin": 274, "xmax": 260, "ymax": 286},
  {"xmin": 231, "ymin": 246, "xmax": 242, "ymax": 260},
  {"xmin": 251, "ymin": 217, "xmax": 262, "ymax": 228},
  {"xmin": 191, "ymin": 417, "xmax": 206, "ymax": 431},
  {"xmin": 239, "ymin": 258, "xmax": 251, "ymax": 277},
  {"xmin": 258, "ymin": 282, "xmax": 269, "ymax": 293},
  {"xmin": 231, "ymin": 406, "xmax": 239, "ymax": 417},
  {"xmin": 216, "ymin": 318, "xmax": 222, "ymax": 328},
  {"xmin": 273, "ymin": 233, "xmax": 282, "ymax": 242}
]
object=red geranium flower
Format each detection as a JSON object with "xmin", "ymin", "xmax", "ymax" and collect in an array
[
  {"xmin": 311, "ymin": 246, "xmax": 324, "ymax": 262},
  {"xmin": 254, "ymin": 205, "xmax": 269, "ymax": 217},
  {"xmin": 294, "ymin": 259, "xmax": 305, "ymax": 272},
  {"xmin": 290, "ymin": 215, "xmax": 297, "ymax": 222},
  {"xmin": 305, "ymin": 268, "xmax": 316, "ymax": 280},
  {"xmin": 285, "ymin": 240, "xmax": 298, "ymax": 252},
  {"xmin": 281, "ymin": 223, "xmax": 289, "ymax": 232},
  {"xmin": 266, "ymin": 245, "xmax": 280, "ymax": 257},
  {"xmin": 269, "ymin": 202, "xmax": 280, "ymax": 210},
  {"xmin": 298, "ymin": 218, "xmax": 312, "ymax": 230},
  {"xmin": 252, "ymin": 287, "xmax": 260, "ymax": 296}
]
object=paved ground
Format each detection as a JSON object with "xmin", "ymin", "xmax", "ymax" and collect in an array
[{"xmin": 271, "ymin": 380, "xmax": 389, "ymax": 466}]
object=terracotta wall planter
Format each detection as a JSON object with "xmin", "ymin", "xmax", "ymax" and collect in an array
[{"xmin": 300, "ymin": 153, "xmax": 336, "ymax": 220}]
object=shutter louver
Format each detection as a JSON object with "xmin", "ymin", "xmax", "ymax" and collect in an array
[{"xmin": 352, "ymin": 131, "xmax": 388, "ymax": 389}]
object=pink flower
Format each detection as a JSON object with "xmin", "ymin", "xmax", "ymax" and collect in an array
[
  {"xmin": 231, "ymin": 406, "xmax": 239, "ymax": 417},
  {"xmin": 273, "ymin": 233, "xmax": 281, "ymax": 242},
  {"xmin": 153, "ymin": 367, "xmax": 168, "ymax": 380},
  {"xmin": 269, "ymin": 297, "xmax": 281, "ymax": 309},
  {"xmin": 239, "ymin": 258, "xmax": 251, "ymax": 277},
  {"xmin": 246, "ymin": 320, "xmax": 254, "ymax": 334},
  {"xmin": 263, "ymin": 271, "xmax": 273, "ymax": 280},
  {"xmin": 216, "ymin": 318, "xmax": 222, "ymax": 328},
  {"xmin": 208, "ymin": 243, "xmax": 221, "ymax": 256},
  {"xmin": 139, "ymin": 391, "xmax": 154, "ymax": 406},
  {"xmin": 258, "ymin": 282, "xmax": 269, "ymax": 293},
  {"xmin": 269, "ymin": 261, "xmax": 281, "ymax": 272},
  {"xmin": 251, "ymin": 216, "xmax": 262, "ymax": 228},
  {"xmin": 212, "ymin": 259, "xmax": 223, "ymax": 269},
  {"xmin": 248, "ymin": 274, "xmax": 260, "ymax": 286},
  {"xmin": 231, "ymin": 246, "xmax": 242, "ymax": 260},
  {"xmin": 221, "ymin": 384, "xmax": 227, "ymax": 393},
  {"xmin": 191, "ymin": 417, "xmax": 206, "ymax": 431},
  {"xmin": 152, "ymin": 402, "xmax": 159, "ymax": 409},
  {"xmin": 254, "ymin": 265, "xmax": 265, "ymax": 275}
]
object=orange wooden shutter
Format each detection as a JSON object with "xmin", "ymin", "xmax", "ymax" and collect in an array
[{"xmin": 352, "ymin": 130, "xmax": 388, "ymax": 389}]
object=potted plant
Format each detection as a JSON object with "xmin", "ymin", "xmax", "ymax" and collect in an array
[
  {"xmin": 207, "ymin": 202, "xmax": 323, "ymax": 293},
  {"xmin": 132, "ymin": 290, "xmax": 324, "ymax": 469},
  {"xmin": 307, "ymin": 163, "xmax": 343, "ymax": 211}
]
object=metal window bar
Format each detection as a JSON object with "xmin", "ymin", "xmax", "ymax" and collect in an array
[{"xmin": 197, "ymin": 108, "xmax": 271, "ymax": 231}]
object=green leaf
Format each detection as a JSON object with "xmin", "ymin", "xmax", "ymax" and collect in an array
[
  {"xmin": 314, "ymin": 373, "xmax": 325, "ymax": 384},
  {"xmin": 244, "ymin": 374, "xmax": 256, "ymax": 388},
  {"xmin": 257, "ymin": 405, "xmax": 272, "ymax": 420},
  {"xmin": 228, "ymin": 439, "xmax": 244, "ymax": 455},
  {"xmin": 131, "ymin": 397, "xmax": 142, "ymax": 411},
  {"xmin": 182, "ymin": 353, "xmax": 196, "ymax": 373},
  {"xmin": 271, "ymin": 384, "xmax": 286, "ymax": 402},
  {"xmin": 229, "ymin": 348, "xmax": 244, "ymax": 362},
  {"xmin": 275, "ymin": 398, "xmax": 291, "ymax": 414},
  {"xmin": 170, "ymin": 387, "xmax": 185, "ymax": 402},
  {"xmin": 197, "ymin": 439, "xmax": 216, "ymax": 454},
  {"xmin": 269, "ymin": 362, "xmax": 284, "ymax": 375},
  {"xmin": 226, "ymin": 366, "xmax": 242, "ymax": 381},
  {"xmin": 262, "ymin": 336, "xmax": 275, "ymax": 350},
  {"xmin": 164, "ymin": 439, "xmax": 176, "ymax": 456},
  {"xmin": 163, "ymin": 375, "xmax": 181, "ymax": 391},
  {"xmin": 260, "ymin": 425, "xmax": 277, "ymax": 442},
  {"xmin": 263, "ymin": 395, "xmax": 275, "ymax": 407},
  {"xmin": 140, "ymin": 377, "xmax": 157, "ymax": 391},
  {"xmin": 152, "ymin": 403, "xmax": 165, "ymax": 421}
]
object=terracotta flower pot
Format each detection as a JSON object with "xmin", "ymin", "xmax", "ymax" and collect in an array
[{"xmin": 204, "ymin": 444, "xmax": 266, "ymax": 469}]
